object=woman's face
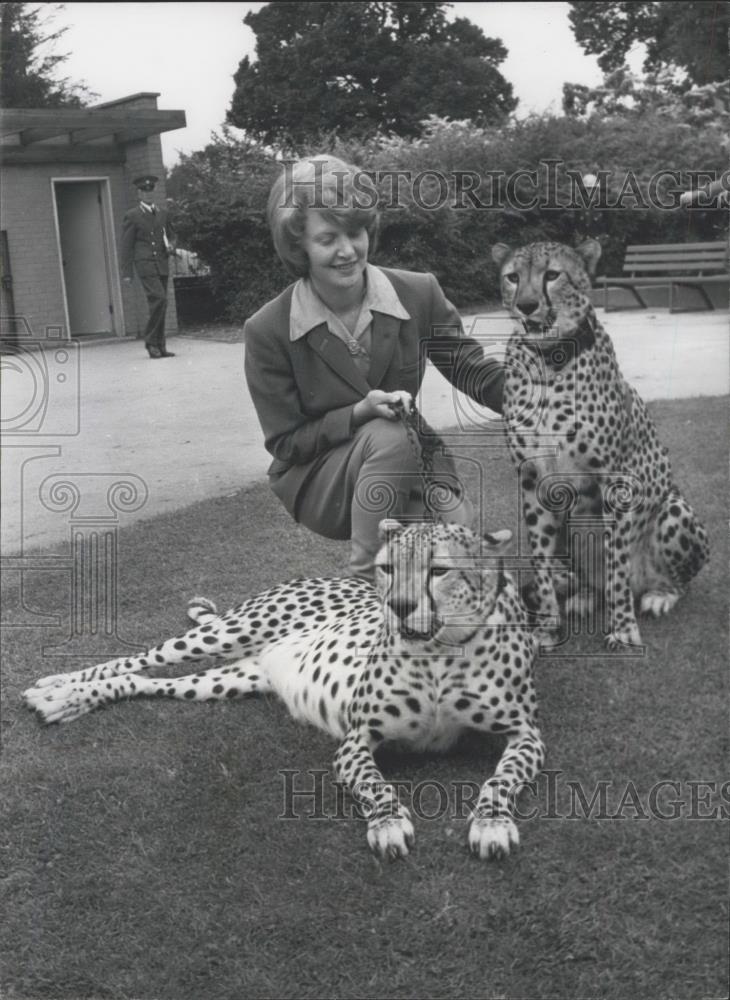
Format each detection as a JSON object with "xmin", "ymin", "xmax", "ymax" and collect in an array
[{"xmin": 302, "ymin": 211, "xmax": 369, "ymax": 298}]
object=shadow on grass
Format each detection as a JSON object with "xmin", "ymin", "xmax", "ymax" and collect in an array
[{"xmin": 1, "ymin": 397, "xmax": 728, "ymax": 1000}]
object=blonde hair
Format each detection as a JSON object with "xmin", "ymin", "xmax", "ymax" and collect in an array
[{"xmin": 267, "ymin": 156, "xmax": 379, "ymax": 277}]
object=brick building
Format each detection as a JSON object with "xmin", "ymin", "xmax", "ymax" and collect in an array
[{"xmin": 0, "ymin": 93, "xmax": 185, "ymax": 344}]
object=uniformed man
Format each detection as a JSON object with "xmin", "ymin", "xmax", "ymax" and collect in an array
[{"xmin": 120, "ymin": 174, "xmax": 177, "ymax": 359}]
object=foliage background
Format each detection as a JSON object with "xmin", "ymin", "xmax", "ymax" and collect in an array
[
  {"xmin": 0, "ymin": 2, "xmax": 95, "ymax": 107},
  {"xmin": 168, "ymin": 110, "xmax": 728, "ymax": 321}
]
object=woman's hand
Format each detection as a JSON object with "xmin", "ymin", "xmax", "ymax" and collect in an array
[{"xmin": 352, "ymin": 390, "xmax": 413, "ymax": 427}]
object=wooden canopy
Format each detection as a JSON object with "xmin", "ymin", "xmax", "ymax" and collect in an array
[{"xmin": 1, "ymin": 104, "xmax": 186, "ymax": 164}]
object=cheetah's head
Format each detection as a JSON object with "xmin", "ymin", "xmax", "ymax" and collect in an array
[
  {"xmin": 375, "ymin": 520, "xmax": 512, "ymax": 645},
  {"xmin": 491, "ymin": 239, "xmax": 601, "ymax": 342}
]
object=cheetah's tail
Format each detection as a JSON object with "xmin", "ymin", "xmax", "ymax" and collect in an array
[{"xmin": 187, "ymin": 596, "xmax": 219, "ymax": 624}]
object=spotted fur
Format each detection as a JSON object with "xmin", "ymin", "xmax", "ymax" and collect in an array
[
  {"xmin": 492, "ymin": 239, "xmax": 709, "ymax": 649},
  {"xmin": 23, "ymin": 521, "xmax": 544, "ymax": 861}
]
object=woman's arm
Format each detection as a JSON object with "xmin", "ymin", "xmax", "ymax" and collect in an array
[
  {"xmin": 244, "ymin": 319, "xmax": 410, "ymax": 467},
  {"xmin": 424, "ymin": 273, "xmax": 504, "ymax": 414}
]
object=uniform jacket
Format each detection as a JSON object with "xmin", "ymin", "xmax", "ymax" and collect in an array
[
  {"xmin": 244, "ymin": 266, "xmax": 504, "ymax": 516},
  {"xmin": 120, "ymin": 205, "xmax": 176, "ymax": 280}
]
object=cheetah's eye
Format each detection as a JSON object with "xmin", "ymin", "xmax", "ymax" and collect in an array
[
  {"xmin": 430, "ymin": 566, "xmax": 450, "ymax": 578},
  {"xmin": 545, "ymin": 270, "xmax": 561, "ymax": 282},
  {"xmin": 378, "ymin": 564, "xmax": 393, "ymax": 576},
  {"xmin": 505, "ymin": 272, "xmax": 519, "ymax": 284}
]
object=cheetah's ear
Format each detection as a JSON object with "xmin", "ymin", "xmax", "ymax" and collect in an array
[
  {"xmin": 575, "ymin": 238, "xmax": 601, "ymax": 276},
  {"xmin": 378, "ymin": 518, "xmax": 405, "ymax": 542},
  {"xmin": 491, "ymin": 243, "xmax": 511, "ymax": 267},
  {"xmin": 483, "ymin": 528, "xmax": 512, "ymax": 553}
]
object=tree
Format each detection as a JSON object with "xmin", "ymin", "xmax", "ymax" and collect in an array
[
  {"xmin": 227, "ymin": 1, "xmax": 516, "ymax": 148},
  {"xmin": 166, "ymin": 130, "xmax": 285, "ymax": 319},
  {"xmin": 568, "ymin": 2, "xmax": 729, "ymax": 85},
  {"xmin": 563, "ymin": 67, "xmax": 730, "ymax": 127},
  {"xmin": 1, "ymin": 2, "xmax": 94, "ymax": 108}
]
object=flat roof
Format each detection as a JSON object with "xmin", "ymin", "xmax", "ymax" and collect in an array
[{"xmin": 1, "ymin": 104, "xmax": 186, "ymax": 164}]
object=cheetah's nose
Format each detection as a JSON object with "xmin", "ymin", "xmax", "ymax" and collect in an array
[
  {"xmin": 389, "ymin": 597, "xmax": 417, "ymax": 621},
  {"xmin": 519, "ymin": 300, "xmax": 540, "ymax": 316}
]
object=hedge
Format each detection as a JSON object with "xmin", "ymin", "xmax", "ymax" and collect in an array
[{"xmin": 167, "ymin": 114, "xmax": 728, "ymax": 321}]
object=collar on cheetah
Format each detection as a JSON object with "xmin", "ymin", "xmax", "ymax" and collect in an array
[{"xmin": 517, "ymin": 313, "xmax": 597, "ymax": 368}]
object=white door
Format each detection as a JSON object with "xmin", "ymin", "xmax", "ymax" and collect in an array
[{"xmin": 55, "ymin": 181, "xmax": 114, "ymax": 336}]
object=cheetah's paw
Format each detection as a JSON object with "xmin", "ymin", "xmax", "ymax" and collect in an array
[
  {"xmin": 24, "ymin": 670, "xmax": 77, "ymax": 690},
  {"xmin": 640, "ymin": 591, "xmax": 679, "ymax": 618},
  {"xmin": 367, "ymin": 806, "xmax": 415, "ymax": 860},
  {"xmin": 23, "ymin": 681, "xmax": 94, "ymax": 725},
  {"xmin": 563, "ymin": 592, "xmax": 595, "ymax": 619},
  {"xmin": 468, "ymin": 815, "xmax": 520, "ymax": 860},
  {"xmin": 605, "ymin": 625, "xmax": 643, "ymax": 651},
  {"xmin": 534, "ymin": 627, "xmax": 561, "ymax": 652}
]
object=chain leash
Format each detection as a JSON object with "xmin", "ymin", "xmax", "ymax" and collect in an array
[{"xmin": 391, "ymin": 398, "xmax": 447, "ymax": 523}]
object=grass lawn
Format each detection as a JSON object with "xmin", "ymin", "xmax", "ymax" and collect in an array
[{"xmin": 1, "ymin": 396, "xmax": 728, "ymax": 1000}]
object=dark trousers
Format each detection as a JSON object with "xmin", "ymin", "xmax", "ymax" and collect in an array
[
  {"xmin": 139, "ymin": 272, "xmax": 169, "ymax": 351},
  {"xmin": 289, "ymin": 417, "xmax": 473, "ymax": 580}
]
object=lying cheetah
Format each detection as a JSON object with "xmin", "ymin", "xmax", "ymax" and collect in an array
[
  {"xmin": 492, "ymin": 238, "xmax": 709, "ymax": 649},
  {"xmin": 24, "ymin": 521, "xmax": 545, "ymax": 861}
]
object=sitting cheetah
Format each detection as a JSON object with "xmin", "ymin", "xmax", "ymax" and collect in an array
[
  {"xmin": 492, "ymin": 239, "xmax": 709, "ymax": 649},
  {"xmin": 23, "ymin": 521, "xmax": 545, "ymax": 861}
]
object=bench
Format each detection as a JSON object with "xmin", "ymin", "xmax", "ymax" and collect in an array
[{"xmin": 596, "ymin": 241, "xmax": 728, "ymax": 312}]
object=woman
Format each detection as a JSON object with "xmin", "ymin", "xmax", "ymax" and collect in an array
[{"xmin": 244, "ymin": 156, "xmax": 504, "ymax": 580}]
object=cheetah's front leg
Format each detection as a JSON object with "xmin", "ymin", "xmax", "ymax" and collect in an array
[
  {"xmin": 469, "ymin": 726, "xmax": 545, "ymax": 860},
  {"xmin": 520, "ymin": 465, "xmax": 564, "ymax": 643},
  {"xmin": 333, "ymin": 728, "xmax": 414, "ymax": 860},
  {"xmin": 603, "ymin": 506, "xmax": 642, "ymax": 650}
]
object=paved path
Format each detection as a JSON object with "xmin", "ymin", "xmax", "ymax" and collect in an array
[{"xmin": 2, "ymin": 308, "xmax": 727, "ymax": 554}]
